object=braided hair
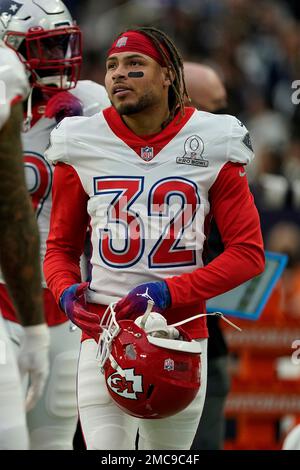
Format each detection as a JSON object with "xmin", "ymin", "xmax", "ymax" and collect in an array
[{"xmin": 115, "ymin": 26, "xmax": 189, "ymax": 123}]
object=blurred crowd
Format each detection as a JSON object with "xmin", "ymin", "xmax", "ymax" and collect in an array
[{"xmin": 64, "ymin": 0, "xmax": 300, "ymax": 268}]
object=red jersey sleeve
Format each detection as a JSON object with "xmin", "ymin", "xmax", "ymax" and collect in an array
[
  {"xmin": 43, "ymin": 162, "xmax": 89, "ymax": 304},
  {"xmin": 166, "ymin": 162, "xmax": 265, "ymax": 307}
]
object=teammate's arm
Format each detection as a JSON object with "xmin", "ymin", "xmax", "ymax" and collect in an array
[{"xmin": 0, "ymin": 102, "xmax": 44, "ymax": 326}]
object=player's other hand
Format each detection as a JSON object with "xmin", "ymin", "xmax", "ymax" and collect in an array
[
  {"xmin": 114, "ymin": 281, "xmax": 171, "ymax": 321},
  {"xmin": 18, "ymin": 324, "xmax": 50, "ymax": 412},
  {"xmin": 45, "ymin": 91, "xmax": 83, "ymax": 123},
  {"xmin": 60, "ymin": 282, "xmax": 101, "ymax": 341}
]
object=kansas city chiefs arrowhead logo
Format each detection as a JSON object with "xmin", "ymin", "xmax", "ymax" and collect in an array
[{"xmin": 107, "ymin": 368, "xmax": 143, "ymax": 400}]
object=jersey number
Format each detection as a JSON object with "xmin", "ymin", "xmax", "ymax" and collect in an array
[
  {"xmin": 24, "ymin": 152, "xmax": 52, "ymax": 216},
  {"xmin": 94, "ymin": 177, "xmax": 200, "ymax": 269}
]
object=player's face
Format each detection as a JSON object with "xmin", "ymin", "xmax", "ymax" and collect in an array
[{"xmin": 105, "ymin": 52, "xmax": 169, "ymax": 115}]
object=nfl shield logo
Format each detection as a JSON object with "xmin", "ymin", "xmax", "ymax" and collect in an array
[
  {"xmin": 116, "ymin": 36, "xmax": 128, "ymax": 48},
  {"xmin": 141, "ymin": 146, "xmax": 154, "ymax": 162},
  {"xmin": 164, "ymin": 358, "xmax": 175, "ymax": 372}
]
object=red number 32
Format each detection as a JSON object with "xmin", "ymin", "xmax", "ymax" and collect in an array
[{"xmin": 94, "ymin": 176, "xmax": 200, "ymax": 269}]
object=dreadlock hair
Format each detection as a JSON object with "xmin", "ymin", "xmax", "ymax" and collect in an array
[{"xmin": 116, "ymin": 26, "xmax": 189, "ymax": 124}]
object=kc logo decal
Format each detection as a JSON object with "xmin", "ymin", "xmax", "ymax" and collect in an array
[{"xmin": 107, "ymin": 368, "xmax": 143, "ymax": 400}]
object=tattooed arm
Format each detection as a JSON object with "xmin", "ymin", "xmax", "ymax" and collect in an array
[{"xmin": 0, "ymin": 102, "xmax": 44, "ymax": 326}]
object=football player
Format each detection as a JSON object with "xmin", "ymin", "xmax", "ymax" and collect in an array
[
  {"xmin": 44, "ymin": 27, "xmax": 265, "ymax": 449},
  {"xmin": 0, "ymin": 0, "xmax": 110, "ymax": 450},
  {"xmin": 0, "ymin": 41, "xmax": 49, "ymax": 449}
]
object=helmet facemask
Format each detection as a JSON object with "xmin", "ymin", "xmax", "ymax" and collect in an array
[{"xmin": 4, "ymin": 25, "xmax": 82, "ymax": 92}]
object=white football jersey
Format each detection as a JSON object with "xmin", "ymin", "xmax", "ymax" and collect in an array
[
  {"xmin": 46, "ymin": 107, "xmax": 254, "ymax": 305},
  {"xmin": 0, "ymin": 41, "xmax": 29, "ymax": 128},
  {"xmin": 0, "ymin": 80, "xmax": 110, "ymax": 286}
]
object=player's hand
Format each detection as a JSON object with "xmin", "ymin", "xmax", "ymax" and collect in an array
[
  {"xmin": 45, "ymin": 91, "xmax": 83, "ymax": 123},
  {"xmin": 114, "ymin": 281, "xmax": 171, "ymax": 321},
  {"xmin": 60, "ymin": 282, "xmax": 101, "ymax": 341},
  {"xmin": 18, "ymin": 324, "xmax": 50, "ymax": 412}
]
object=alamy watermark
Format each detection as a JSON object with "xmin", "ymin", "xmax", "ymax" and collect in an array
[
  {"xmin": 291, "ymin": 339, "xmax": 300, "ymax": 365},
  {"xmin": 94, "ymin": 201, "xmax": 206, "ymax": 248},
  {"xmin": 0, "ymin": 340, "xmax": 6, "ymax": 365},
  {"xmin": 291, "ymin": 81, "xmax": 300, "ymax": 105},
  {"xmin": 0, "ymin": 80, "xmax": 6, "ymax": 105}
]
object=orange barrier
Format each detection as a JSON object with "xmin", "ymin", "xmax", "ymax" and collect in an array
[{"xmin": 222, "ymin": 282, "xmax": 300, "ymax": 449}]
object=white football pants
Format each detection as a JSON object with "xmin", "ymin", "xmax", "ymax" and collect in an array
[
  {"xmin": 4, "ymin": 319, "xmax": 81, "ymax": 450},
  {"xmin": 78, "ymin": 338, "xmax": 207, "ymax": 450},
  {"xmin": 0, "ymin": 314, "xmax": 29, "ymax": 449}
]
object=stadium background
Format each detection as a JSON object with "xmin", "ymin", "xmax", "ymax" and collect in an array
[{"xmin": 65, "ymin": 0, "xmax": 300, "ymax": 450}]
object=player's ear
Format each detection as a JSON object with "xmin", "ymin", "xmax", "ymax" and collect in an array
[{"xmin": 162, "ymin": 66, "xmax": 175, "ymax": 88}]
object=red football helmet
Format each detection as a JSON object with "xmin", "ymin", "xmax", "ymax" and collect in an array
[{"xmin": 98, "ymin": 301, "xmax": 202, "ymax": 419}]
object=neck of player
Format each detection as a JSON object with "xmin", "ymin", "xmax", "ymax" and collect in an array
[{"xmin": 122, "ymin": 103, "xmax": 170, "ymax": 136}]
